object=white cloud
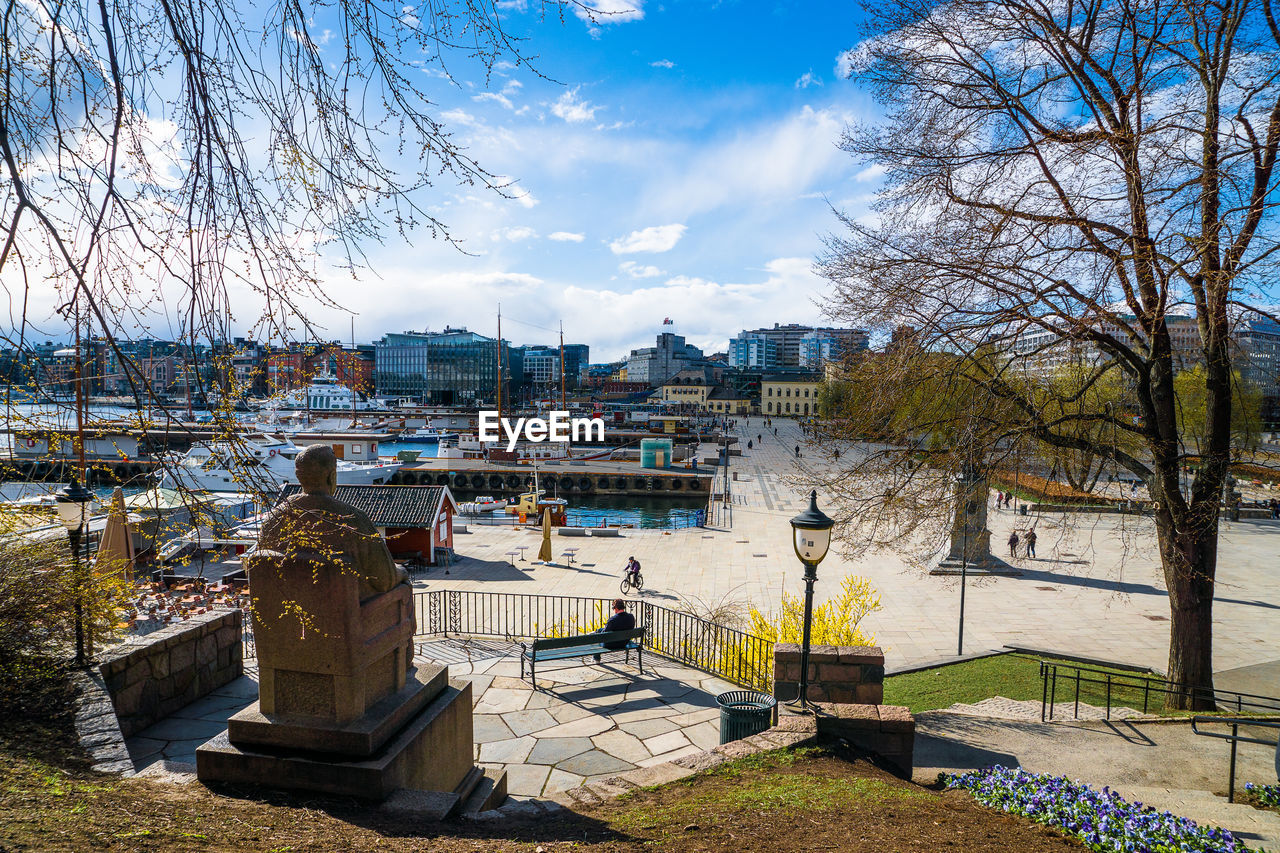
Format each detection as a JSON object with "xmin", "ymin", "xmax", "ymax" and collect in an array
[
  {"xmin": 835, "ymin": 49, "xmax": 857, "ymax": 79},
  {"xmin": 400, "ymin": 5, "xmax": 419, "ymax": 28},
  {"xmin": 550, "ymin": 88, "xmax": 600, "ymax": 123},
  {"xmin": 619, "ymin": 261, "xmax": 664, "ymax": 278},
  {"xmin": 548, "ymin": 231, "xmax": 586, "ymax": 242},
  {"xmin": 610, "ymin": 223, "xmax": 686, "ymax": 255},
  {"xmin": 650, "ymin": 59, "xmax": 674, "ymax": 69},
  {"xmin": 440, "ymin": 108, "xmax": 478, "ymax": 126},
  {"xmin": 509, "ymin": 186, "xmax": 538, "ymax": 208},
  {"xmin": 473, "ymin": 92, "xmax": 514, "ymax": 110},
  {"xmin": 795, "ymin": 70, "xmax": 823, "ymax": 89},
  {"xmin": 493, "ymin": 226, "xmax": 537, "ymax": 241},
  {"xmin": 573, "ymin": 0, "xmax": 644, "ymax": 25},
  {"xmin": 855, "ymin": 163, "xmax": 887, "ymax": 182},
  {"xmin": 643, "ymin": 106, "xmax": 854, "ymax": 220}
]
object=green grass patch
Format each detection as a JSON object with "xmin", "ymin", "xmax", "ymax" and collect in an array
[
  {"xmin": 615, "ymin": 749, "xmax": 928, "ymax": 832},
  {"xmin": 884, "ymin": 654, "xmax": 1167, "ymax": 714}
]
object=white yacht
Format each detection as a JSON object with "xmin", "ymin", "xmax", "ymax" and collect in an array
[
  {"xmin": 402, "ymin": 426, "xmax": 459, "ymax": 442},
  {"xmin": 157, "ymin": 434, "xmax": 402, "ymax": 492},
  {"xmin": 265, "ymin": 373, "xmax": 387, "ymax": 412}
]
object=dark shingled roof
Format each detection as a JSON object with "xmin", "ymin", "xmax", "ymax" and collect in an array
[
  {"xmin": 707, "ymin": 386, "xmax": 750, "ymax": 400},
  {"xmin": 277, "ymin": 484, "xmax": 457, "ymax": 528}
]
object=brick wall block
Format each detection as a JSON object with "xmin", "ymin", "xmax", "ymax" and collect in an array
[
  {"xmin": 836, "ymin": 646, "xmax": 884, "ymax": 666},
  {"xmin": 878, "ymin": 705, "xmax": 914, "ymax": 732},
  {"xmin": 825, "ymin": 684, "xmax": 858, "ymax": 704},
  {"xmin": 855, "ymin": 683, "xmax": 884, "ymax": 704}
]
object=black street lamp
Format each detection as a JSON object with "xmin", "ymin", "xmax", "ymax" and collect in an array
[
  {"xmin": 789, "ymin": 490, "xmax": 835, "ymax": 710},
  {"xmin": 55, "ymin": 477, "xmax": 94, "ymax": 666}
]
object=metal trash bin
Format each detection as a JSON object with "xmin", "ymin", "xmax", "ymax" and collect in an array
[{"xmin": 717, "ymin": 690, "xmax": 777, "ymax": 745}]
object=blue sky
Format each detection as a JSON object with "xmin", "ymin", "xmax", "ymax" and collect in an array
[{"xmin": 298, "ymin": 0, "xmax": 881, "ymax": 361}]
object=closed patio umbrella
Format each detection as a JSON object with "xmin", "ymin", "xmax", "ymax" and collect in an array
[
  {"xmin": 538, "ymin": 506, "xmax": 553, "ymax": 563},
  {"xmin": 95, "ymin": 487, "xmax": 136, "ymax": 583}
]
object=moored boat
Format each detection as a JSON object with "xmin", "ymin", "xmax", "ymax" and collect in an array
[{"xmin": 157, "ymin": 433, "xmax": 401, "ymax": 492}]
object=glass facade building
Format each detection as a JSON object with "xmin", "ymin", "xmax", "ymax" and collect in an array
[{"xmin": 374, "ymin": 328, "xmax": 508, "ymax": 404}]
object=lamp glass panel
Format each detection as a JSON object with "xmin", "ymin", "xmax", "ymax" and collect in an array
[
  {"xmin": 793, "ymin": 525, "xmax": 832, "ymax": 564},
  {"xmin": 55, "ymin": 500, "xmax": 87, "ymax": 531}
]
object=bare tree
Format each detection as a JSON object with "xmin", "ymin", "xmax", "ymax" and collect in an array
[
  {"xmin": 821, "ymin": 0, "xmax": 1280, "ymax": 708},
  {"xmin": 0, "ymin": 0, "xmax": 589, "ymax": 495}
]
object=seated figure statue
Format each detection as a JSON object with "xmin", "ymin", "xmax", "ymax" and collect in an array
[{"xmin": 248, "ymin": 444, "xmax": 414, "ymax": 725}]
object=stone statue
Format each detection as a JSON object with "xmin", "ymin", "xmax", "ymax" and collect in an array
[
  {"xmin": 257, "ymin": 444, "xmax": 408, "ymax": 599},
  {"xmin": 199, "ymin": 444, "xmax": 485, "ymax": 803},
  {"xmin": 245, "ymin": 443, "xmax": 413, "ymax": 723}
]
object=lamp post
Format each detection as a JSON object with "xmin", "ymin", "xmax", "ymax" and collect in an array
[
  {"xmin": 789, "ymin": 490, "xmax": 835, "ymax": 710},
  {"xmin": 55, "ymin": 477, "xmax": 94, "ymax": 666}
]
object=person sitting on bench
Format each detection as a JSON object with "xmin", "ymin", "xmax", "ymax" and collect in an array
[{"xmin": 593, "ymin": 598, "xmax": 636, "ymax": 662}]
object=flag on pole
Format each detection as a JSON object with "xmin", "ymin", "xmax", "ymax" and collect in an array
[{"xmin": 663, "ymin": 317, "xmax": 673, "ymax": 325}]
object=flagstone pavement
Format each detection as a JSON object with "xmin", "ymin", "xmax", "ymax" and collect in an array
[{"xmin": 125, "ymin": 637, "xmax": 739, "ymax": 799}]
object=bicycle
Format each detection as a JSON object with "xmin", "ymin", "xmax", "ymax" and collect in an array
[{"xmin": 620, "ymin": 570, "xmax": 644, "ymax": 595}]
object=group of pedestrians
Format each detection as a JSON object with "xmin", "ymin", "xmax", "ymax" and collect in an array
[
  {"xmin": 1007, "ymin": 527, "xmax": 1037, "ymax": 559},
  {"xmin": 994, "ymin": 490, "xmax": 1015, "ymax": 510}
]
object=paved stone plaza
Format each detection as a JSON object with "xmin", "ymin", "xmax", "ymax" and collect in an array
[
  {"xmin": 431, "ymin": 419, "xmax": 1280, "ymax": 678},
  {"xmin": 126, "ymin": 638, "xmax": 739, "ymax": 798}
]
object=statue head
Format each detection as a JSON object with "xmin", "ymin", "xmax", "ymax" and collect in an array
[{"xmin": 295, "ymin": 444, "xmax": 338, "ymax": 495}]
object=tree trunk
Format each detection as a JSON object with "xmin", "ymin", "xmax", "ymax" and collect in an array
[{"xmin": 1154, "ymin": 505, "xmax": 1219, "ymax": 711}]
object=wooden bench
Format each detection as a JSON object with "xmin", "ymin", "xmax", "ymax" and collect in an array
[{"xmin": 520, "ymin": 628, "xmax": 646, "ymax": 684}]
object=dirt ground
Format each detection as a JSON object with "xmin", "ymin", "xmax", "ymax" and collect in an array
[{"xmin": 0, "ymin": 730, "xmax": 1087, "ymax": 853}]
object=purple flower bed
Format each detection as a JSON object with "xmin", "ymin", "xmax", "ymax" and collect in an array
[
  {"xmin": 1245, "ymin": 782, "xmax": 1280, "ymax": 809},
  {"xmin": 945, "ymin": 766, "xmax": 1259, "ymax": 853}
]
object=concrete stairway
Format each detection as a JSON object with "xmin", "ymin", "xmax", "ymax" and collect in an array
[{"xmin": 1112, "ymin": 786, "xmax": 1280, "ymax": 851}]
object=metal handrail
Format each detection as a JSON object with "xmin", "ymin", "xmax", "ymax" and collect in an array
[
  {"xmin": 1190, "ymin": 716, "xmax": 1280, "ymax": 802},
  {"xmin": 1040, "ymin": 660, "xmax": 1280, "ymax": 721}
]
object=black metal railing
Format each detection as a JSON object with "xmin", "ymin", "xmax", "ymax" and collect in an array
[
  {"xmin": 639, "ymin": 600, "xmax": 772, "ymax": 689},
  {"xmin": 245, "ymin": 590, "xmax": 774, "ymax": 689},
  {"xmin": 1191, "ymin": 716, "xmax": 1280, "ymax": 802},
  {"xmin": 1040, "ymin": 660, "xmax": 1280, "ymax": 721},
  {"xmin": 416, "ymin": 590, "xmax": 773, "ymax": 689}
]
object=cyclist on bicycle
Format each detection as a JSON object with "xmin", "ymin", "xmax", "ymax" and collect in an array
[{"xmin": 624, "ymin": 556, "xmax": 641, "ymax": 585}]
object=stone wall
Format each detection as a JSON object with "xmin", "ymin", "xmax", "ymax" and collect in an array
[
  {"xmin": 98, "ymin": 609, "xmax": 244, "ymax": 737},
  {"xmin": 772, "ymin": 643, "xmax": 884, "ymax": 705},
  {"xmin": 815, "ymin": 703, "xmax": 915, "ymax": 778}
]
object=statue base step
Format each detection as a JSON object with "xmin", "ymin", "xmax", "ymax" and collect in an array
[
  {"xmin": 226, "ymin": 665, "xmax": 448, "ymax": 758},
  {"xmin": 930, "ymin": 557, "xmax": 1020, "ymax": 576},
  {"xmin": 196, "ymin": 678, "xmax": 475, "ymax": 801}
]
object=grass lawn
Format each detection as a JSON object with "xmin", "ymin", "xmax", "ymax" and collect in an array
[
  {"xmin": 0, "ymin": 741, "xmax": 1089, "ymax": 853},
  {"xmin": 884, "ymin": 653, "xmax": 1166, "ymax": 715}
]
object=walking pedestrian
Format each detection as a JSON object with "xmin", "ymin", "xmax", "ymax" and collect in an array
[
  {"xmin": 747, "ymin": 440, "xmax": 753, "ymax": 450},
  {"xmin": 996, "ymin": 490, "xmax": 1004, "ymax": 508},
  {"xmin": 1007, "ymin": 530, "xmax": 1019, "ymax": 556},
  {"xmin": 795, "ymin": 445, "xmax": 800, "ymax": 457},
  {"xmin": 1025, "ymin": 528, "xmax": 1037, "ymax": 559}
]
